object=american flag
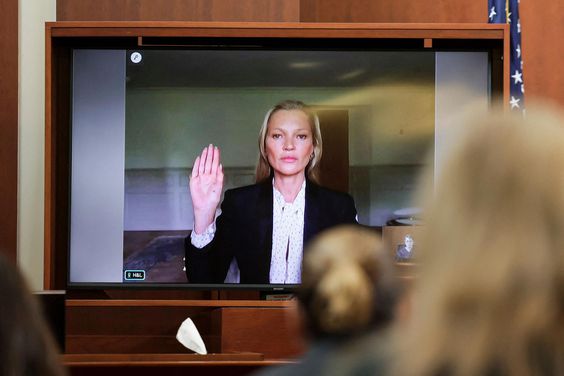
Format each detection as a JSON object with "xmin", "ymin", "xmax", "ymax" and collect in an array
[{"xmin": 488, "ymin": 0, "xmax": 525, "ymax": 112}]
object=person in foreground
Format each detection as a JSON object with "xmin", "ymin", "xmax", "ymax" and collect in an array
[
  {"xmin": 0, "ymin": 252, "xmax": 66, "ymax": 376},
  {"xmin": 185, "ymin": 100, "xmax": 357, "ymax": 284},
  {"xmin": 255, "ymin": 225, "xmax": 400, "ymax": 376},
  {"xmin": 391, "ymin": 109, "xmax": 564, "ymax": 376}
]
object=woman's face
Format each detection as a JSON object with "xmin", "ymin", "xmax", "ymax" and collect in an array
[{"xmin": 265, "ymin": 109, "xmax": 314, "ymax": 180}]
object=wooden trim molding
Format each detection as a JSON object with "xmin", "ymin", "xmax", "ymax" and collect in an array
[
  {"xmin": 57, "ymin": 0, "xmax": 300, "ymax": 22},
  {"xmin": 299, "ymin": 0, "xmax": 486, "ymax": 23},
  {"xmin": 66, "ymin": 299, "xmax": 293, "ymax": 307},
  {"xmin": 47, "ymin": 21, "xmax": 506, "ymax": 39},
  {"xmin": 62, "ymin": 353, "xmax": 272, "ymax": 365},
  {"xmin": 0, "ymin": 0, "xmax": 18, "ymax": 262}
]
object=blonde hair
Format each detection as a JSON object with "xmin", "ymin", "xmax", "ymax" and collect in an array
[
  {"xmin": 393, "ymin": 109, "xmax": 564, "ymax": 376},
  {"xmin": 255, "ymin": 100, "xmax": 322, "ymax": 183},
  {"xmin": 297, "ymin": 225, "xmax": 398, "ymax": 338}
]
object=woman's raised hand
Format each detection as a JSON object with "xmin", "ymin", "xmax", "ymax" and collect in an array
[{"xmin": 190, "ymin": 144, "xmax": 224, "ymax": 234}]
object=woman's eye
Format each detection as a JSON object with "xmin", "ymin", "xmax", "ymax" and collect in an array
[
  {"xmin": 272, "ymin": 134, "xmax": 282, "ymax": 139},
  {"xmin": 297, "ymin": 134, "xmax": 308, "ymax": 140}
]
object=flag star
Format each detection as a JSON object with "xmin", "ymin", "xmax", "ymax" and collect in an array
[
  {"xmin": 489, "ymin": 6, "xmax": 497, "ymax": 21},
  {"xmin": 507, "ymin": 12, "xmax": 512, "ymax": 23},
  {"xmin": 517, "ymin": 20, "xmax": 521, "ymax": 33},
  {"xmin": 520, "ymin": 60, "xmax": 523, "ymax": 69},
  {"xmin": 512, "ymin": 70, "xmax": 523, "ymax": 84},
  {"xmin": 521, "ymin": 84, "xmax": 525, "ymax": 94},
  {"xmin": 510, "ymin": 96, "xmax": 521, "ymax": 109},
  {"xmin": 516, "ymin": 44, "xmax": 521, "ymax": 58}
]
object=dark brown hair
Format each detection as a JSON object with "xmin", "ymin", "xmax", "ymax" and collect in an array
[{"xmin": 0, "ymin": 253, "xmax": 66, "ymax": 376}]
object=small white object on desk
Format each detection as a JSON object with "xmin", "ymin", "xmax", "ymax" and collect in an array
[{"xmin": 176, "ymin": 318, "xmax": 207, "ymax": 355}]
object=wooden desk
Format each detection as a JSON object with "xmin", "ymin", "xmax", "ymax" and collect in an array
[
  {"xmin": 66, "ymin": 300, "xmax": 305, "ymax": 359},
  {"xmin": 63, "ymin": 353, "xmax": 293, "ymax": 376}
]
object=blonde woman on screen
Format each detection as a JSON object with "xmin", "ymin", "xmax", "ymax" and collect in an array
[
  {"xmin": 392, "ymin": 109, "xmax": 564, "ymax": 376},
  {"xmin": 185, "ymin": 100, "xmax": 357, "ymax": 284}
]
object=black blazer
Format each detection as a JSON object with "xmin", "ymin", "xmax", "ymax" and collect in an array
[{"xmin": 185, "ymin": 180, "xmax": 357, "ymax": 284}]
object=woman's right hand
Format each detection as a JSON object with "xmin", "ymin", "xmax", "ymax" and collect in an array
[{"xmin": 190, "ymin": 144, "xmax": 224, "ymax": 234}]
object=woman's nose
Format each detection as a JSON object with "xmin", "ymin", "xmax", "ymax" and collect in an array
[{"xmin": 283, "ymin": 140, "xmax": 295, "ymax": 150}]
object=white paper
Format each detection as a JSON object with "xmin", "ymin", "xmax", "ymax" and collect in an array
[{"xmin": 176, "ymin": 317, "xmax": 207, "ymax": 355}]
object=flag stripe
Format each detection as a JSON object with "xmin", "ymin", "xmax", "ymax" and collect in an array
[{"xmin": 488, "ymin": 0, "xmax": 524, "ymax": 111}]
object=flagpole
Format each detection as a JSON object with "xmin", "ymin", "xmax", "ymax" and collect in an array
[
  {"xmin": 503, "ymin": 22, "xmax": 510, "ymax": 111},
  {"xmin": 505, "ymin": 0, "xmax": 509, "ymax": 24}
]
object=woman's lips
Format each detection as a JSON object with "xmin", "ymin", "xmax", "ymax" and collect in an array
[{"xmin": 281, "ymin": 157, "xmax": 297, "ymax": 162}]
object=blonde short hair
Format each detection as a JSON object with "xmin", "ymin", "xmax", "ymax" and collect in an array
[{"xmin": 255, "ymin": 100, "xmax": 322, "ymax": 183}]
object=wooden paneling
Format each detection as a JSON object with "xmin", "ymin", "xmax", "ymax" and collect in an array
[
  {"xmin": 45, "ymin": 34, "xmax": 72, "ymax": 289},
  {"xmin": 63, "ymin": 353, "xmax": 266, "ymax": 363},
  {"xmin": 66, "ymin": 301, "xmax": 301, "ymax": 361},
  {"xmin": 57, "ymin": 0, "xmax": 300, "ymax": 22},
  {"xmin": 0, "ymin": 0, "xmax": 18, "ymax": 261},
  {"xmin": 66, "ymin": 305, "xmax": 218, "ymax": 353},
  {"xmin": 66, "ymin": 299, "xmax": 292, "ymax": 307},
  {"xmin": 47, "ymin": 22, "xmax": 506, "ymax": 40},
  {"xmin": 66, "ymin": 364, "xmax": 267, "ymax": 376},
  {"xmin": 64, "ymin": 354, "xmax": 277, "ymax": 376},
  {"xmin": 300, "ymin": 0, "xmax": 486, "ymax": 23},
  {"xmin": 520, "ymin": 2, "xmax": 564, "ymax": 108},
  {"xmin": 63, "ymin": 354, "xmax": 279, "ymax": 376},
  {"xmin": 57, "ymin": 0, "xmax": 487, "ymax": 23},
  {"xmin": 212, "ymin": 307, "xmax": 304, "ymax": 359}
]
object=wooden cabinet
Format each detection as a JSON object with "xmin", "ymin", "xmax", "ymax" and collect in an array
[
  {"xmin": 65, "ymin": 299, "xmax": 304, "ymax": 358},
  {"xmin": 64, "ymin": 299, "xmax": 303, "ymax": 374},
  {"xmin": 63, "ymin": 353, "xmax": 288, "ymax": 376}
]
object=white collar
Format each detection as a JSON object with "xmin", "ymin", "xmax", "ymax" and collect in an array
[{"xmin": 272, "ymin": 178, "xmax": 306, "ymax": 208}]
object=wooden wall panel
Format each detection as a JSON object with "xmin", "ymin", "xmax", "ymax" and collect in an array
[
  {"xmin": 57, "ymin": 0, "xmax": 300, "ymax": 22},
  {"xmin": 300, "ymin": 0, "xmax": 486, "ymax": 23},
  {"xmin": 0, "ymin": 0, "xmax": 18, "ymax": 262},
  {"xmin": 66, "ymin": 305, "xmax": 217, "ymax": 353},
  {"xmin": 213, "ymin": 307, "xmax": 304, "ymax": 359},
  {"xmin": 520, "ymin": 2, "xmax": 564, "ymax": 108}
]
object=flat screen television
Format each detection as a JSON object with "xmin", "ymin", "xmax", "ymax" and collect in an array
[{"xmin": 67, "ymin": 40, "xmax": 492, "ymax": 289}]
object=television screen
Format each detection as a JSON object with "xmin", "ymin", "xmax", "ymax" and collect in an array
[{"xmin": 68, "ymin": 45, "xmax": 490, "ymax": 287}]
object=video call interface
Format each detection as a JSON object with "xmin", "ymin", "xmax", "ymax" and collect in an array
[{"xmin": 68, "ymin": 48, "xmax": 490, "ymax": 286}]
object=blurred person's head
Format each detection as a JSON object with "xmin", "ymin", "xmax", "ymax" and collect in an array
[
  {"xmin": 0, "ymin": 253, "xmax": 66, "ymax": 376},
  {"xmin": 256, "ymin": 100, "xmax": 323, "ymax": 183},
  {"xmin": 393, "ymin": 108, "xmax": 564, "ymax": 376},
  {"xmin": 296, "ymin": 225, "xmax": 399, "ymax": 340}
]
